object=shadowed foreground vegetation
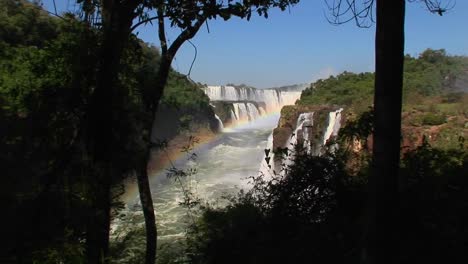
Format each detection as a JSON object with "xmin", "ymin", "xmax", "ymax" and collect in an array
[
  {"xmin": 185, "ymin": 113, "xmax": 468, "ymax": 264},
  {"xmin": 0, "ymin": 1, "xmax": 213, "ymax": 262}
]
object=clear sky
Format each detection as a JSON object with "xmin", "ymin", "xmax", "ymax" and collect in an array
[{"xmin": 42, "ymin": 1, "xmax": 467, "ymax": 88}]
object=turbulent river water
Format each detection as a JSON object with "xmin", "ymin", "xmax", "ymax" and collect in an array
[{"xmin": 119, "ymin": 114, "xmax": 279, "ymax": 240}]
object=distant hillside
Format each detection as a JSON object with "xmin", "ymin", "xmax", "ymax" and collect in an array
[
  {"xmin": 294, "ymin": 49, "xmax": 468, "ymax": 149},
  {"xmin": 299, "ymin": 49, "xmax": 468, "ymax": 114}
]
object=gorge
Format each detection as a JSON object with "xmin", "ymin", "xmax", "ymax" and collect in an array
[{"xmin": 118, "ymin": 84, "xmax": 348, "ymax": 245}]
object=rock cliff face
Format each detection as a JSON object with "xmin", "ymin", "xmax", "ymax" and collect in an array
[
  {"xmin": 147, "ymin": 104, "xmax": 220, "ymax": 174},
  {"xmin": 151, "ymin": 104, "xmax": 219, "ymax": 143}
]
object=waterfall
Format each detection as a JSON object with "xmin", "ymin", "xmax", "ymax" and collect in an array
[
  {"xmin": 322, "ymin": 108, "xmax": 343, "ymax": 146},
  {"xmin": 214, "ymin": 114, "xmax": 224, "ymax": 131},
  {"xmin": 259, "ymin": 132, "xmax": 274, "ymax": 179},
  {"xmin": 233, "ymin": 103, "xmax": 249, "ymax": 121},
  {"xmin": 270, "ymin": 108, "xmax": 344, "ymax": 175},
  {"xmin": 202, "ymin": 85, "xmax": 302, "ymax": 115},
  {"xmin": 233, "ymin": 103, "xmax": 241, "ymax": 121},
  {"xmin": 229, "ymin": 102, "xmax": 265, "ymax": 124},
  {"xmin": 281, "ymin": 112, "xmax": 314, "ymax": 175},
  {"xmin": 301, "ymin": 113, "xmax": 315, "ymax": 154},
  {"xmin": 246, "ymin": 103, "xmax": 260, "ymax": 120},
  {"xmin": 258, "ymin": 106, "xmax": 267, "ymax": 116},
  {"xmin": 230, "ymin": 110, "xmax": 237, "ymax": 121}
]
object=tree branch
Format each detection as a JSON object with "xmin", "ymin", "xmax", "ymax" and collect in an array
[
  {"xmin": 167, "ymin": 16, "xmax": 207, "ymax": 58},
  {"xmin": 131, "ymin": 16, "xmax": 159, "ymax": 32},
  {"xmin": 158, "ymin": 7, "xmax": 168, "ymax": 55}
]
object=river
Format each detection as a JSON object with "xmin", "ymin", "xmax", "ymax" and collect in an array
[{"xmin": 119, "ymin": 113, "xmax": 279, "ymax": 240}]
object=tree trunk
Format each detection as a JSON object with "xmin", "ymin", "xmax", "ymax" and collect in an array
[
  {"xmin": 137, "ymin": 54, "xmax": 173, "ymax": 264},
  {"xmin": 365, "ymin": 0, "xmax": 406, "ymax": 263},
  {"xmin": 136, "ymin": 14, "xmax": 207, "ymax": 264},
  {"xmin": 137, "ymin": 161, "xmax": 157, "ymax": 264},
  {"xmin": 85, "ymin": 2, "xmax": 136, "ymax": 262}
]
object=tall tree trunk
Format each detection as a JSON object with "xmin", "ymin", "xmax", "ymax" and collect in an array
[
  {"xmin": 137, "ymin": 163, "xmax": 157, "ymax": 264},
  {"xmin": 365, "ymin": 1, "xmax": 406, "ymax": 263},
  {"xmin": 137, "ymin": 54, "xmax": 172, "ymax": 264},
  {"xmin": 136, "ymin": 16, "xmax": 207, "ymax": 263},
  {"xmin": 85, "ymin": 2, "xmax": 136, "ymax": 262}
]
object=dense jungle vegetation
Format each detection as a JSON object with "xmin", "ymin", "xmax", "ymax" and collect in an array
[
  {"xmin": 0, "ymin": 1, "xmax": 211, "ymax": 262},
  {"xmin": 299, "ymin": 49, "xmax": 468, "ymax": 114}
]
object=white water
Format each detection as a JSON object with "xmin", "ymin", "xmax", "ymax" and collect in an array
[
  {"xmin": 214, "ymin": 114, "xmax": 224, "ymax": 131},
  {"xmin": 281, "ymin": 112, "xmax": 315, "ymax": 175},
  {"xmin": 230, "ymin": 102, "xmax": 265, "ymax": 124},
  {"xmin": 118, "ymin": 85, "xmax": 331, "ymax": 242},
  {"xmin": 323, "ymin": 108, "xmax": 343, "ymax": 146},
  {"xmin": 258, "ymin": 132, "xmax": 274, "ymax": 179},
  {"xmin": 203, "ymin": 85, "xmax": 302, "ymax": 113},
  {"xmin": 121, "ymin": 114, "xmax": 281, "ymax": 240},
  {"xmin": 259, "ymin": 109, "xmax": 344, "ymax": 177}
]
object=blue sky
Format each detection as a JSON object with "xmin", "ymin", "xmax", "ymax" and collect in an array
[{"xmin": 42, "ymin": 1, "xmax": 467, "ymax": 88}]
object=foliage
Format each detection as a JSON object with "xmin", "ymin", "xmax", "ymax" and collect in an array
[
  {"xmin": 0, "ymin": 0, "xmax": 58, "ymax": 48},
  {"xmin": 0, "ymin": 1, "xmax": 215, "ymax": 262},
  {"xmin": 0, "ymin": 4, "xmax": 97, "ymax": 261},
  {"xmin": 299, "ymin": 49, "xmax": 468, "ymax": 115},
  {"xmin": 338, "ymin": 108, "xmax": 374, "ymax": 142},
  {"xmin": 186, "ymin": 149, "xmax": 366, "ymax": 264},
  {"xmin": 299, "ymin": 71, "xmax": 374, "ymax": 114},
  {"xmin": 397, "ymin": 141, "xmax": 468, "ymax": 263},
  {"xmin": 403, "ymin": 49, "xmax": 466, "ymax": 96},
  {"xmin": 420, "ymin": 112, "xmax": 446, "ymax": 126},
  {"xmin": 186, "ymin": 135, "xmax": 468, "ymax": 263},
  {"xmin": 131, "ymin": 43, "xmax": 212, "ymax": 114}
]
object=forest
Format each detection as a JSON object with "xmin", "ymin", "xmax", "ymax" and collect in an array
[{"xmin": 1, "ymin": 0, "xmax": 467, "ymax": 264}]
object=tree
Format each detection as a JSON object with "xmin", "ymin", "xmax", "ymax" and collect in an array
[{"xmin": 325, "ymin": 0, "xmax": 453, "ymax": 263}]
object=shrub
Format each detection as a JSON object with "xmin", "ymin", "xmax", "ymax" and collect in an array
[{"xmin": 421, "ymin": 113, "xmax": 446, "ymax": 126}]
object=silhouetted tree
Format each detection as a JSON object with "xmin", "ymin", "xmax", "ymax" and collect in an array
[{"xmin": 325, "ymin": 0, "xmax": 453, "ymax": 263}]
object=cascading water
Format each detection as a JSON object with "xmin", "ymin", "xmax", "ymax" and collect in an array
[
  {"xmin": 230, "ymin": 109, "xmax": 237, "ymax": 121},
  {"xmin": 259, "ymin": 132, "xmax": 274, "ymax": 179},
  {"xmin": 225, "ymin": 102, "xmax": 267, "ymax": 125},
  {"xmin": 258, "ymin": 108, "xmax": 344, "ymax": 177},
  {"xmin": 280, "ymin": 112, "xmax": 314, "ymax": 175},
  {"xmin": 202, "ymin": 85, "xmax": 303, "ymax": 114},
  {"xmin": 120, "ymin": 113, "xmax": 282, "ymax": 241},
  {"xmin": 214, "ymin": 114, "xmax": 224, "ymax": 131},
  {"xmin": 118, "ymin": 84, "xmax": 309, "ymax": 244},
  {"xmin": 323, "ymin": 108, "xmax": 343, "ymax": 146},
  {"xmin": 233, "ymin": 103, "xmax": 250, "ymax": 121},
  {"xmin": 246, "ymin": 103, "xmax": 260, "ymax": 120}
]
